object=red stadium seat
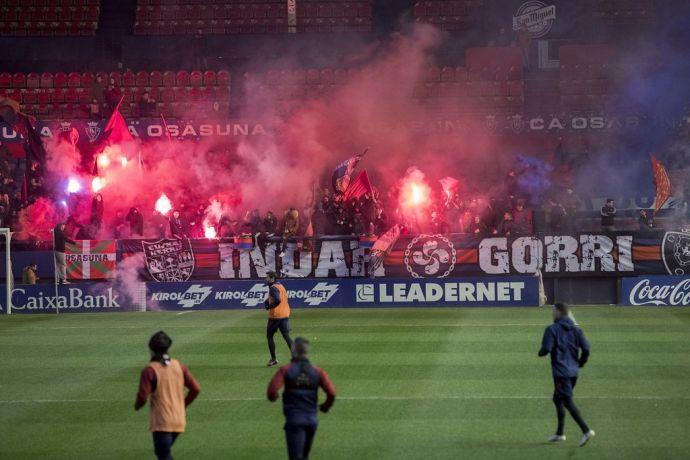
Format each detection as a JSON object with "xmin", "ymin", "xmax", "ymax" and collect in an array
[
  {"xmin": 81, "ymin": 72, "xmax": 93, "ymax": 86},
  {"xmin": 176, "ymin": 70, "xmax": 190, "ymax": 86},
  {"xmin": 26, "ymin": 72, "xmax": 40, "ymax": 88},
  {"xmin": 109, "ymin": 71, "xmax": 122, "ymax": 86},
  {"xmin": 37, "ymin": 89, "xmax": 51, "ymax": 104},
  {"xmin": 320, "ymin": 68, "xmax": 334, "ymax": 84},
  {"xmin": 122, "ymin": 70, "xmax": 136, "ymax": 86},
  {"xmin": 51, "ymin": 88, "xmax": 64, "ymax": 103},
  {"xmin": 216, "ymin": 70, "xmax": 229, "ymax": 86},
  {"xmin": 162, "ymin": 70, "xmax": 176, "ymax": 86},
  {"xmin": 190, "ymin": 70, "xmax": 203, "ymax": 87},
  {"xmin": 149, "ymin": 71, "xmax": 163, "ymax": 86},
  {"xmin": 0, "ymin": 72, "xmax": 13, "ymax": 88},
  {"xmin": 427, "ymin": 66, "xmax": 441, "ymax": 82},
  {"xmin": 67, "ymin": 71, "xmax": 81, "ymax": 87},
  {"xmin": 202, "ymin": 70, "xmax": 216, "ymax": 86},
  {"xmin": 135, "ymin": 71, "xmax": 149, "ymax": 87},
  {"xmin": 306, "ymin": 69, "xmax": 319, "ymax": 84},
  {"xmin": 40, "ymin": 72, "xmax": 53, "ymax": 88},
  {"xmin": 63, "ymin": 87, "xmax": 78, "ymax": 104},
  {"xmin": 160, "ymin": 87, "xmax": 175, "ymax": 102},
  {"xmin": 22, "ymin": 90, "xmax": 38, "ymax": 104},
  {"xmin": 12, "ymin": 72, "xmax": 26, "ymax": 87}
]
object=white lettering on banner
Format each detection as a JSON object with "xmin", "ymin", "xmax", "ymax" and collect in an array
[
  {"xmin": 479, "ymin": 238, "xmax": 510, "ymax": 274},
  {"xmin": 580, "ymin": 235, "xmax": 615, "ymax": 271},
  {"xmin": 315, "ymin": 242, "xmax": 349, "ymax": 277},
  {"xmin": 479, "ymin": 234, "xmax": 635, "ymax": 274},
  {"xmin": 373, "ymin": 282, "xmax": 525, "ymax": 303},
  {"xmin": 11, "ymin": 288, "xmax": 120, "ymax": 310},
  {"xmin": 148, "ymin": 125, "xmax": 163, "ymax": 137},
  {"xmin": 544, "ymin": 236, "xmax": 580, "ymax": 272},
  {"xmin": 629, "ymin": 279, "xmax": 690, "ymax": 306},
  {"xmin": 281, "ymin": 246, "xmax": 312, "ymax": 278},
  {"xmin": 512, "ymin": 237, "xmax": 543, "ymax": 273}
]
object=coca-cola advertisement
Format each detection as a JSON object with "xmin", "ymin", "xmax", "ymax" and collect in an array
[{"xmin": 622, "ymin": 276, "xmax": 690, "ymax": 306}]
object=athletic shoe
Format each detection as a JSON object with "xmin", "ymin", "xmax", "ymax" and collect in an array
[
  {"xmin": 579, "ymin": 430, "xmax": 595, "ymax": 447},
  {"xmin": 547, "ymin": 435, "xmax": 566, "ymax": 442},
  {"xmin": 267, "ymin": 359, "xmax": 278, "ymax": 367}
]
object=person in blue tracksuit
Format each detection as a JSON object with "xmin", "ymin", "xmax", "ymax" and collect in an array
[{"xmin": 539, "ymin": 303, "xmax": 595, "ymax": 447}]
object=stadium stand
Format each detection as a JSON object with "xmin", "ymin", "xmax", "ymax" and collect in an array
[
  {"xmin": 0, "ymin": 0, "xmax": 101, "ymax": 36},
  {"xmin": 0, "ymin": 69, "xmax": 231, "ymax": 119},
  {"xmin": 593, "ymin": 0, "xmax": 655, "ymax": 25},
  {"xmin": 133, "ymin": 0, "xmax": 372, "ymax": 35},
  {"xmin": 412, "ymin": 0, "xmax": 484, "ymax": 31},
  {"xmin": 558, "ymin": 44, "xmax": 621, "ymax": 112}
]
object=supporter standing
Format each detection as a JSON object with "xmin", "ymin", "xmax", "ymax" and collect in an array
[
  {"xmin": 511, "ymin": 199, "xmax": 533, "ymax": 235},
  {"xmin": 600, "ymin": 199, "xmax": 616, "ymax": 231},
  {"xmin": 22, "ymin": 263, "xmax": 38, "ymax": 285},
  {"xmin": 53, "ymin": 222, "xmax": 75, "ymax": 285},
  {"xmin": 127, "ymin": 207, "xmax": 144, "ymax": 237}
]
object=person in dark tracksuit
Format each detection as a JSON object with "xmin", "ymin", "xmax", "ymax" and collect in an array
[
  {"xmin": 539, "ymin": 303, "xmax": 595, "ymax": 447},
  {"xmin": 265, "ymin": 271, "xmax": 294, "ymax": 367},
  {"xmin": 267, "ymin": 337, "xmax": 336, "ymax": 460}
]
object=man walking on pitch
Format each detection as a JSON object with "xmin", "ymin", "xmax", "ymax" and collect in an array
[
  {"xmin": 267, "ymin": 337, "xmax": 336, "ymax": 460},
  {"xmin": 135, "ymin": 331, "xmax": 201, "ymax": 460},
  {"xmin": 539, "ymin": 303, "xmax": 595, "ymax": 447},
  {"xmin": 265, "ymin": 271, "xmax": 293, "ymax": 367}
]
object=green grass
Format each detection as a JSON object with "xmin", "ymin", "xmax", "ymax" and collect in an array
[{"xmin": 1, "ymin": 307, "xmax": 689, "ymax": 459}]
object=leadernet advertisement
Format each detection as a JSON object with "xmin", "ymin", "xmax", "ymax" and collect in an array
[{"xmin": 146, "ymin": 277, "xmax": 539, "ymax": 310}]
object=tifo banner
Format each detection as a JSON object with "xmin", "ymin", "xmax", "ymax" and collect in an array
[
  {"xmin": 5, "ymin": 230, "xmax": 690, "ymax": 281},
  {"xmin": 66, "ymin": 240, "xmax": 117, "ymax": 280},
  {"xmin": 146, "ymin": 277, "xmax": 539, "ymax": 310},
  {"xmin": 621, "ymin": 276, "xmax": 690, "ymax": 306},
  {"xmin": 0, "ymin": 282, "xmax": 144, "ymax": 314}
]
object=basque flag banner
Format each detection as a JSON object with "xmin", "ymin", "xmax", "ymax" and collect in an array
[{"xmin": 66, "ymin": 240, "xmax": 117, "ymax": 280}]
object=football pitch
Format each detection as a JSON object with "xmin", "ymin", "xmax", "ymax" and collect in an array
[{"xmin": 1, "ymin": 306, "xmax": 689, "ymax": 459}]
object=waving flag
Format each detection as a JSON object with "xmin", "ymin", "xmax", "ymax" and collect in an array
[
  {"xmin": 332, "ymin": 148, "xmax": 367, "ymax": 193},
  {"xmin": 343, "ymin": 170, "xmax": 374, "ymax": 201},
  {"xmin": 368, "ymin": 224, "xmax": 401, "ymax": 275},
  {"xmin": 651, "ymin": 155, "xmax": 671, "ymax": 215}
]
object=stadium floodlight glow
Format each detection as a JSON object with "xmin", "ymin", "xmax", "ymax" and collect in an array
[
  {"xmin": 66, "ymin": 178, "xmax": 81, "ymax": 194},
  {"xmin": 155, "ymin": 193, "xmax": 172, "ymax": 215}
]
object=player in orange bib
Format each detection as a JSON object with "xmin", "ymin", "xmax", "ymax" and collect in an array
[
  {"xmin": 264, "ymin": 271, "xmax": 294, "ymax": 367},
  {"xmin": 134, "ymin": 331, "xmax": 201, "ymax": 460}
]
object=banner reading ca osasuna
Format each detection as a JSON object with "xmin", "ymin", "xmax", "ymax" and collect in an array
[
  {"xmin": 621, "ymin": 276, "xmax": 690, "ymax": 306},
  {"xmin": 66, "ymin": 240, "xmax": 117, "ymax": 280},
  {"xmin": 146, "ymin": 277, "xmax": 539, "ymax": 310}
]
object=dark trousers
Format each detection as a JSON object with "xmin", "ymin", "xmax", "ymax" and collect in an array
[
  {"xmin": 152, "ymin": 431, "xmax": 179, "ymax": 460},
  {"xmin": 285, "ymin": 421, "xmax": 318, "ymax": 460},
  {"xmin": 267, "ymin": 318, "xmax": 293, "ymax": 360},
  {"xmin": 553, "ymin": 377, "xmax": 590, "ymax": 435}
]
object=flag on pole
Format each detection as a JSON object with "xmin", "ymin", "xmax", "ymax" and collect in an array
[
  {"xmin": 66, "ymin": 240, "xmax": 117, "ymax": 280},
  {"xmin": 650, "ymin": 155, "xmax": 671, "ymax": 215},
  {"xmin": 101, "ymin": 98, "xmax": 134, "ymax": 145},
  {"xmin": 343, "ymin": 170, "xmax": 374, "ymax": 201},
  {"xmin": 368, "ymin": 224, "xmax": 401, "ymax": 275},
  {"xmin": 160, "ymin": 112, "xmax": 172, "ymax": 143},
  {"xmin": 332, "ymin": 148, "xmax": 367, "ymax": 193}
]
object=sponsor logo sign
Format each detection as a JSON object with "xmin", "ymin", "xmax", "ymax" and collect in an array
[
  {"xmin": 512, "ymin": 1, "xmax": 556, "ymax": 38},
  {"xmin": 142, "ymin": 238, "xmax": 195, "ymax": 282},
  {"xmin": 622, "ymin": 276, "xmax": 690, "ymax": 306},
  {"xmin": 146, "ymin": 277, "xmax": 537, "ymax": 310},
  {"xmin": 0, "ymin": 283, "xmax": 125, "ymax": 313}
]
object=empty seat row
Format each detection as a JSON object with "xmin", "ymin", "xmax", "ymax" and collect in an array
[
  {"xmin": 2, "ymin": 86, "xmax": 230, "ymax": 105},
  {"xmin": 136, "ymin": 2, "xmax": 372, "ymax": 20},
  {"xmin": 2, "ymin": 0, "xmax": 99, "ymax": 6},
  {"xmin": 0, "ymin": 20, "xmax": 97, "ymax": 35},
  {"xmin": 18, "ymin": 100, "xmax": 230, "ymax": 120},
  {"xmin": 0, "ymin": 70, "xmax": 230, "ymax": 89},
  {"xmin": 0, "ymin": 6, "xmax": 99, "ymax": 21},
  {"xmin": 413, "ymin": 1, "xmax": 480, "ymax": 17}
]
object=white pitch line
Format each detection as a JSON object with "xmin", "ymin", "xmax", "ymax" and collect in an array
[
  {"xmin": 176, "ymin": 311, "xmax": 195, "ymax": 316},
  {"xmin": 1, "ymin": 395, "xmax": 687, "ymax": 404},
  {"xmin": 1, "ymin": 323, "xmax": 547, "ymax": 331}
]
